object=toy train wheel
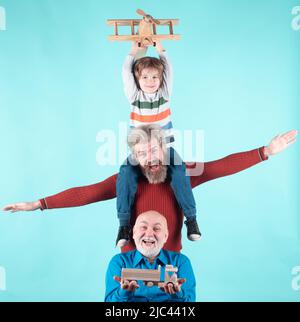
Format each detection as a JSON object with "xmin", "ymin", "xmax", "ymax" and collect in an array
[{"xmin": 146, "ymin": 282, "xmax": 154, "ymax": 287}]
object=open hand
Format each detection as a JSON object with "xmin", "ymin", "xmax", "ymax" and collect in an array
[
  {"xmin": 155, "ymin": 40, "xmax": 165, "ymax": 53},
  {"xmin": 2, "ymin": 201, "xmax": 41, "ymax": 213},
  {"xmin": 160, "ymin": 278, "xmax": 186, "ymax": 294},
  {"xmin": 114, "ymin": 276, "xmax": 140, "ymax": 292},
  {"xmin": 130, "ymin": 41, "xmax": 148, "ymax": 56},
  {"xmin": 265, "ymin": 130, "xmax": 297, "ymax": 156}
]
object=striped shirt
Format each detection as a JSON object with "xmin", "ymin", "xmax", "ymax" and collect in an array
[{"xmin": 122, "ymin": 52, "xmax": 174, "ymax": 146}]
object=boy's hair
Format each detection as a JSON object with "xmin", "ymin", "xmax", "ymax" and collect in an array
[{"xmin": 133, "ymin": 57, "xmax": 164, "ymax": 85}]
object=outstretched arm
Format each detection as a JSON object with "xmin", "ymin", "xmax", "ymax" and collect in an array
[
  {"xmin": 190, "ymin": 130, "xmax": 298, "ymax": 188},
  {"xmin": 2, "ymin": 174, "xmax": 118, "ymax": 213}
]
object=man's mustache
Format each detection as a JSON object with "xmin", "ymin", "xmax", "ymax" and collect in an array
[{"xmin": 144, "ymin": 160, "xmax": 162, "ymax": 168}]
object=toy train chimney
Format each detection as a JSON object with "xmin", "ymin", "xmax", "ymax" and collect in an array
[{"xmin": 165, "ymin": 265, "xmax": 178, "ymax": 273}]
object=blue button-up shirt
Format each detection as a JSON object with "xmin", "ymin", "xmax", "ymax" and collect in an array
[{"xmin": 105, "ymin": 249, "xmax": 196, "ymax": 302}]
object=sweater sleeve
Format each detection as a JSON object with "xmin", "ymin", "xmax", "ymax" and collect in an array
[
  {"xmin": 189, "ymin": 147, "xmax": 268, "ymax": 188},
  {"xmin": 39, "ymin": 174, "xmax": 118, "ymax": 210},
  {"xmin": 159, "ymin": 51, "xmax": 173, "ymax": 99},
  {"xmin": 122, "ymin": 55, "xmax": 138, "ymax": 103}
]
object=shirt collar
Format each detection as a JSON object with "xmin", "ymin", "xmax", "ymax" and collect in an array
[{"xmin": 133, "ymin": 249, "xmax": 168, "ymax": 267}]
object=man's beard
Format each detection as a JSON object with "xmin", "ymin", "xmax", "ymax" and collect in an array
[
  {"xmin": 142, "ymin": 162, "xmax": 168, "ymax": 184},
  {"xmin": 135, "ymin": 237, "xmax": 162, "ymax": 259}
]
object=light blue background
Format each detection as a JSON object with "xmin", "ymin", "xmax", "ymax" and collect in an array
[{"xmin": 0, "ymin": 0, "xmax": 299, "ymax": 302}]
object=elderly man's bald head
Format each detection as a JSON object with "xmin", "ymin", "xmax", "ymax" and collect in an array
[
  {"xmin": 133, "ymin": 210, "xmax": 169, "ymax": 260},
  {"xmin": 134, "ymin": 210, "xmax": 168, "ymax": 230}
]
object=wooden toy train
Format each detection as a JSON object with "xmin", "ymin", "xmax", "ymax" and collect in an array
[
  {"xmin": 107, "ymin": 9, "xmax": 180, "ymax": 47},
  {"xmin": 121, "ymin": 265, "xmax": 178, "ymax": 288}
]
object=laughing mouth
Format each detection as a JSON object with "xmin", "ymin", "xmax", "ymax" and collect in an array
[
  {"xmin": 145, "ymin": 161, "xmax": 161, "ymax": 171},
  {"xmin": 142, "ymin": 239, "xmax": 156, "ymax": 247},
  {"xmin": 148, "ymin": 164, "xmax": 160, "ymax": 172}
]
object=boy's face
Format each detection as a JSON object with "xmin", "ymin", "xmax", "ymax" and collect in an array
[{"xmin": 138, "ymin": 68, "xmax": 161, "ymax": 94}]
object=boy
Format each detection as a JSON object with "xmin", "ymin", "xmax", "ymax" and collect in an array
[{"xmin": 116, "ymin": 41, "xmax": 201, "ymax": 247}]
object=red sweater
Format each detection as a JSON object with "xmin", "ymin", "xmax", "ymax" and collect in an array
[{"xmin": 39, "ymin": 148, "xmax": 267, "ymax": 252}]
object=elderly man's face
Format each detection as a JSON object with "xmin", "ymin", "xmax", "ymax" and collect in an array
[
  {"xmin": 134, "ymin": 138, "xmax": 167, "ymax": 184},
  {"xmin": 133, "ymin": 211, "xmax": 169, "ymax": 259}
]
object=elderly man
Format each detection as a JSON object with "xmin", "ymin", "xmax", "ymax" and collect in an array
[
  {"xmin": 2, "ymin": 126, "xmax": 297, "ymax": 253},
  {"xmin": 105, "ymin": 210, "xmax": 196, "ymax": 302}
]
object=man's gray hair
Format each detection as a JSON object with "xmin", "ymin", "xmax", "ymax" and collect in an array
[{"xmin": 127, "ymin": 124, "xmax": 166, "ymax": 153}]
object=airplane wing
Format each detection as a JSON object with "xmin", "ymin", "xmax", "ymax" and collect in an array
[
  {"xmin": 108, "ymin": 34, "xmax": 180, "ymax": 42},
  {"xmin": 107, "ymin": 19, "xmax": 179, "ymax": 26}
]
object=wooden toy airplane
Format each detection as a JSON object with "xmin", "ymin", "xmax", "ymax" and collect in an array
[{"xmin": 107, "ymin": 9, "xmax": 180, "ymax": 47}]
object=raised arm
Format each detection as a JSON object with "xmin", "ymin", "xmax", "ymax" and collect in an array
[
  {"xmin": 189, "ymin": 130, "xmax": 298, "ymax": 188},
  {"xmin": 122, "ymin": 42, "xmax": 146, "ymax": 102},
  {"xmin": 2, "ymin": 174, "xmax": 118, "ymax": 213},
  {"xmin": 156, "ymin": 41, "xmax": 173, "ymax": 99}
]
